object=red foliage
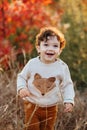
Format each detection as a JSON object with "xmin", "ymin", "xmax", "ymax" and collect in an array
[
  {"xmin": 0, "ymin": 0, "xmax": 63, "ymax": 69},
  {"xmin": 0, "ymin": 39, "xmax": 16, "ymax": 69},
  {"xmin": 22, "ymin": 0, "xmax": 53, "ymax": 4},
  {"xmin": 82, "ymin": 0, "xmax": 87, "ymax": 4}
]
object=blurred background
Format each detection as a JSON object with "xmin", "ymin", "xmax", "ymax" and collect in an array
[
  {"xmin": 0, "ymin": 0, "xmax": 87, "ymax": 130},
  {"xmin": 0, "ymin": 0, "xmax": 87, "ymax": 87}
]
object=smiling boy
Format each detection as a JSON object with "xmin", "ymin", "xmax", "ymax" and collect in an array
[{"xmin": 17, "ymin": 27, "xmax": 75, "ymax": 130}]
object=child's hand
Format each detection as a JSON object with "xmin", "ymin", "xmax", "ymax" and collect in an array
[
  {"xmin": 64, "ymin": 103, "xmax": 73, "ymax": 113},
  {"xmin": 18, "ymin": 88, "xmax": 31, "ymax": 98}
]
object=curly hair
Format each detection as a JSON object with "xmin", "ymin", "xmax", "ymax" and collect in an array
[{"xmin": 36, "ymin": 27, "xmax": 66, "ymax": 50}]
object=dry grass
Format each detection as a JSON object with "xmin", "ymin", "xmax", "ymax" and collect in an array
[{"xmin": 0, "ymin": 69, "xmax": 87, "ymax": 130}]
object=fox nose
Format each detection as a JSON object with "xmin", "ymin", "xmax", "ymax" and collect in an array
[{"xmin": 42, "ymin": 93, "xmax": 45, "ymax": 96}]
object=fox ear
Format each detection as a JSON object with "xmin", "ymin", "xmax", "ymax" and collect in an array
[
  {"xmin": 48, "ymin": 77, "xmax": 56, "ymax": 82},
  {"xmin": 34, "ymin": 73, "xmax": 42, "ymax": 79}
]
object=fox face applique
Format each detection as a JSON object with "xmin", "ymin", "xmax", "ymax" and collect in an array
[{"xmin": 33, "ymin": 73, "xmax": 56, "ymax": 95}]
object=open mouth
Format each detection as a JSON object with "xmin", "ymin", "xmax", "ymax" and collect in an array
[{"xmin": 45, "ymin": 52, "xmax": 54, "ymax": 56}]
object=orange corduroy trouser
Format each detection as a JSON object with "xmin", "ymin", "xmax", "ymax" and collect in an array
[{"xmin": 23, "ymin": 101, "xmax": 58, "ymax": 130}]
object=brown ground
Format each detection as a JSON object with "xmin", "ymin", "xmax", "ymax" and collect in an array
[{"xmin": 0, "ymin": 69, "xmax": 87, "ymax": 130}]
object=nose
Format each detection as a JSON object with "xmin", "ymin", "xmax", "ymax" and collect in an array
[{"xmin": 47, "ymin": 45, "xmax": 54, "ymax": 51}]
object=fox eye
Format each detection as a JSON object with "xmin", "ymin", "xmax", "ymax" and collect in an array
[{"xmin": 38, "ymin": 85, "xmax": 41, "ymax": 88}]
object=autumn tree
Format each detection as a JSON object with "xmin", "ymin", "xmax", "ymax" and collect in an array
[
  {"xmin": 0, "ymin": 0, "xmax": 63, "ymax": 69},
  {"xmin": 59, "ymin": 0, "xmax": 87, "ymax": 88}
]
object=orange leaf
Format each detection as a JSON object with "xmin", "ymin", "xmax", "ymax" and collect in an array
[{"xmin": 42, "ymin": 0, "xmax": 53, "ymax": 5}]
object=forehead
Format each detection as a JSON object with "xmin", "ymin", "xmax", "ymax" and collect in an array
[{"xmin": 46, "ymin": 36, "xmax": 60, "ymax": 44}]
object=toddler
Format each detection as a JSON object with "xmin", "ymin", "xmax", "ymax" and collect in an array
[{"xmin": 17, "ymin": 27, "xmax": 75, "ymax": 130}]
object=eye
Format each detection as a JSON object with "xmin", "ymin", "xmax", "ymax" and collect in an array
[
  {"xmin": 43, "ymin": 43, "xmax": 48, "ymax": 47},
  {"xmin": 53, "ymin": 45, "xmax": 58, "ymax": 47}
]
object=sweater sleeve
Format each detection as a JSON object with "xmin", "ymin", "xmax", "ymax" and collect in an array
[
  {"xmin": 17, "ymin": 61, "xmax": 31, "ymax": 93},
  {"xmin": 62, "ymin": 65, "xmax": 75, "ymax": 105}
]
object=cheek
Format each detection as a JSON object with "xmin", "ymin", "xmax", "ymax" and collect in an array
[
  {"xmin": 36, "ymin": 46, "xmax": 45, "ymax": 53},
  {"xmin": 55, "ymin": 48, "xmax": 60, "ymax": 53},
  {"xmin": 55, "ymin": 48, "xmax": 61, "ymax": 55},
  {"xmin": 40, "ymin": 46, "xmax": 46, "ymax": 52}
]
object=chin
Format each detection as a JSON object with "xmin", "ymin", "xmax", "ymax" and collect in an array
[{"xmin": 44, "ymin": 59, "xmax": 55, "ymax": 63}]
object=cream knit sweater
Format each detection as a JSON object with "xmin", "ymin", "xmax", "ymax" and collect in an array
[{"xmin": 17, "ymin": 56, "xmax": 75, "ymax": 107}]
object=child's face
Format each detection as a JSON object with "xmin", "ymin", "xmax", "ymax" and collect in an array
[{"xmin": 37, "ymin": 36, "xmax": 61, "ymax": 64}]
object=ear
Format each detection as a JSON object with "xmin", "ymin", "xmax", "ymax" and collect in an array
[
  {"xmin": 48, "ymin": 77, "xmax": 56, "ymax": 82},
  {"xmin": 58, "ymin": 49, "xmax": 62, "ymax": 55},
  {"xmin": 34, "ymin": 73, "xmax": 41, "ymax": 79},
  {"xmin": 36, "ymin": 46, "xmax": 40, "ymax": 53}
]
